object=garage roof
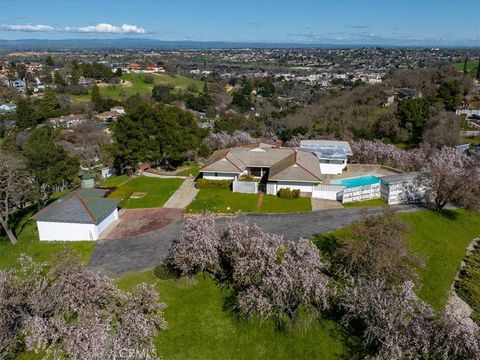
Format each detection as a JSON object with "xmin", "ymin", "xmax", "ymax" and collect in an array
[{"xmin": 32, "ymin": 192, "xmax": 119, "ymax": 225}]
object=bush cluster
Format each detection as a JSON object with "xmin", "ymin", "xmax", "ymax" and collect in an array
[
  {"xmin": 277, "ymin": 188, "xmax": 300, "ymax": 198},
  {"xmin": 196, "ymin": 179, "xmax": 232, "ymax": 189}
]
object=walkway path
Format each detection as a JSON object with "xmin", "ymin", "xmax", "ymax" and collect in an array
[
  {"xmin": 162, "ymin": 178, "xmax": 198, "ymax": 209},
  {"xmin": 89, "ymin": 204, "xmax": 419, "ymax": 276}
]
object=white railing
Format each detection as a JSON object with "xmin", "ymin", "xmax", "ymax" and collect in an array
[{"xmin": 342, "ymin": 183, "xmax": 381, "ymax": 203}]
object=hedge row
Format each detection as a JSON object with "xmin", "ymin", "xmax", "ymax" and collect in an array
[
  {"xmin": 278, "ymin": 188, "xmax": 301, "ymax": 199},
  {"xmin": 196, "ymin": 179, "xmax": 232, "ymax": 189}
]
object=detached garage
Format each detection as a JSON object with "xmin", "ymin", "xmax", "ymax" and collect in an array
[{"xmin": 33, "ymin": 189, "xmax": 120, "ymax": 241}]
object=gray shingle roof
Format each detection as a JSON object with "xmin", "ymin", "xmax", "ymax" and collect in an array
[{"xmin": 32, "ymin": 190, "xmax": 119, "ymax": 224}]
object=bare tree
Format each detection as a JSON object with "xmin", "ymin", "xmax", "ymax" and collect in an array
[
  {"xmin": 332, "ymin": 209, "xmax": 424, "ymax": 284},
  {"xmin": 70, "ymin": 122, "xmax": 110, "ymax": 169},
  {"xmin": 0, "ymin": 151, "xmax": 33, "ymax": 244}
]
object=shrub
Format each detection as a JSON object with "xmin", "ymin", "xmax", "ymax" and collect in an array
[
  {"xmin": 277, "ymin": 188, "xmax": 300, "ymax": 199},
  {"xmin": 153, "ymin": 261, "xmax": 177, "ymax": 280},
  {"xmin": 455, "ymin": 241, "xmax": 480, "ymax": 324},
  {"xmin": 196, "ymin": 178, "xmax": 232, "ymax": 189},
  {"xmin": 143, "ymin": 75, "xmax": 155, "ymax": 84},
  {"xmin": 239, "ymin": 174, "xmax": 255, "ymax": 182},
  {"xmin": 108, "ymin": 184, "xmax": 133, "ymax": 200}
]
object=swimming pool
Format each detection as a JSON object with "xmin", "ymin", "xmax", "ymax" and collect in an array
[{"xmin": 330, "ymin": 175, "xmax": 380, "ymax": 188}]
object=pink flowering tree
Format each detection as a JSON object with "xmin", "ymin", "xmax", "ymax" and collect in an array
[
  {"xmin": 203, "ymin": 130, "xmax": 255, "ymax": 150},
  {"xmin": 418, "ymin": 147, "xmax": 480, "ymax": 210},
  {"xmin": 351, "ymin": 139, "xmax": 428, "ymax": 172},
  {"xmin": 218, "ymin": 222, "xmax": 330, "ymax": 323},
  {"xmin": 0, "ymin": 251, "xmax": 167, "ymax": 360},
  {"xmin": 340, "ymin": 278, "xmax": 480, "ymax": 359},
  {"xmin": 169, "ymin": 213, "xmax": 220, "ymax": 276}
]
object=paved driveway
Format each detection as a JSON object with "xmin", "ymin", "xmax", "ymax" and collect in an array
[
  {"xmin": 89, "ymin": 205, "xmax": 419, "ymax": 276},
  {"xmin": 163, "ymin": 178, "xmax": 198, "ymax": 209}
]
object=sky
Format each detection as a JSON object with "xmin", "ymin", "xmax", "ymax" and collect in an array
[{"xmin": 0, "ymin": 0, "xmax": 479, "ymax": 46}]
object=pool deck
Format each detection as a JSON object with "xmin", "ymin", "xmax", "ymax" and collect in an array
[{"xmin": 322, "ymin": 164, "xmax": 402, "ymax": 183}]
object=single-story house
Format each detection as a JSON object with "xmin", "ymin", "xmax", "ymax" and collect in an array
[
  {"xmin": 32, "ymin": 189, "xmax": 119, "ymax": 241},
  {"xmin": 48, "ymin": 114, "xmax": 87, "ymax": 128},
  {"xmin": 299, "ymin": 140, "xmax": 353, "ymax": 175},
  {"xmin": 200, "ymin": 143, "xmax": 323, "ymax": 195},
  {"xmin": 0, "ymin": 103, "xmax": 17, "ymax": 113}
]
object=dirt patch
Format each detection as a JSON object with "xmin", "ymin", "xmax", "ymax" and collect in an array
[{"xmin": 104, "ymin": 208, "xmax": 183, "ymax": 239}]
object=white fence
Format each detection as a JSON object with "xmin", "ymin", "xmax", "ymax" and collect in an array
[
  {"xmin": 456, "ymin": 109, "xmax": 480, "ymax": 117},
  {"xmin": 312, "ymin": 184, "xmax": 345, "ymax": 200},
  {"xmin": 266, "ymin": 182, "xmax": 277, "ymax": 195},
  {"xmin": 342, "ymin": 183, "xmax": 381, "ymax": 203},
  {"xmin": 232, "ymin": 180, "xmax": 258, "ymax": 194},
  {"xmin": 460, "ymin": 130, "xmax": 480, "ymax": 137}
]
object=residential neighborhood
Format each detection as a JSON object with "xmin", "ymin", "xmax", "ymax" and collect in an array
[{"xmin": 0, "ymin": 1, "xmax": 479, "ymax": 359}]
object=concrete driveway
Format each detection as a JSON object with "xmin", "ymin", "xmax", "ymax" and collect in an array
[
  {"xmin": 89, "ymin": 204, "xmax": 419, "ymax": 276},
  {"xmin": 163, "ymin": 178, "xmax": 198, "ymax": 209}
]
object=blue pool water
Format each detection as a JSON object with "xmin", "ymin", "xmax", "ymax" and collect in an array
[{"xmin": 331, "ymin": 175, "xmax": 380, "ymax": 188}]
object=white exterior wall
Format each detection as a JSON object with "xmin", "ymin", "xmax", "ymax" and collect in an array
[
  {"xmin": 312, "ymin": 184, "xmax": 345, "ymax": 200},
  {"xmin": 202, "ymin": 172, "xmax": 239, "ymax": 180},
  {"xmin": 37, "ymin": 221, "xmax": 99, "ymax": 241},
  {"xmin": 96, "ymin": 208, "xmax": 118, "ymax": 234},
  {"xmin": 276, "ymin": 181, "xmax": 316, "ymax": 193},
  {"xmin": 319, "ymin": 162, "xmax": 346, "ymax": 175},
  {"xmin": 37, "ymin": 208, "xmax": 118, "ymax": 241}
]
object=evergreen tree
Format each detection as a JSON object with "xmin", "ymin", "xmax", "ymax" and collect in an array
[
  {"xmin": 45, "ymin": 55, "xmax": 54, "ymax": 67},
  {"xmin": 91, "ymin": 84, "xmax": 103, "ymax": 111},
  {"xmin": 15, "ymin": 99, "xmax": 39, "ymax": 129},
  {"xmin": 23, "ymin": 126, "xmax": 79, "ymax": 207},
  {"xmin": 463, "ymin": 57, "xmax": 468, "ymax": 74}
]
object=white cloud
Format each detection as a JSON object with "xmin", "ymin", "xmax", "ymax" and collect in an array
[
  {"xmin": 0, "ymin": 24, "xmax": 55, "ymax": 32},
  {"xmin": 64, "ymin": 23, "xmax": 146, "ymax": 34}
]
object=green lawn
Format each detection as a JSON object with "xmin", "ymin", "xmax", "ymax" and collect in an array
[
  {"xmin": 117, "ymin": 271, "xmax": 354, "ymax": 360},
  {"xmin": 0, "ymin": 210, "xmax": 95, "ymax": 269},
  {"xmin": 186, "ymin": 189, "xmax": 312, "ymax": 214},
  {"xmin": 260, "ymin": 195, "xmax": 311, "ymax": 213},
  {"xmin": 176, "ymin": 164, "xmax": 201, "ymax": 177},
  {"xmin": 314, "ymin": 209, "xmax": 480, "ymax": 310},
  {"xmin": 343, "ymin": 198, "xmax": 387, "ymax": 207},
  {"xmin": 186, "ymin": 188, "xmax": 259, "ymax": 213},
  {"xmin": 99, "ymin": 174, "xmax": 129, "ymax": 187},
  {"xmin": 399, "ymin": 209, "xmax": 480, "ymax": 309},
  {"xmin": 71, "ymin": 73, "xmax": 205, "ymax": 103},
  {"xmin": 108, "ymin": 176, "xmax": 184, "ymax": 208},
  {"xmin": 453, "ymin": 60, "xmax": 478, "ymax": 72}
]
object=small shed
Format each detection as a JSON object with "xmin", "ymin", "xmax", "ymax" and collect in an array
[{"xmin": 80, "ymin": 173, "xmax": 95, "ymax": 188}]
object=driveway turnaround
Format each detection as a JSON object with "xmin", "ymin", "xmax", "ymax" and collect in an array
[
  {"xmin": 162, "ymin": 178, "xmax": 199, "ymax": 209},
  {"xmin": 89, "ymin": 204, "xmax": 419, "ymax": 276}
]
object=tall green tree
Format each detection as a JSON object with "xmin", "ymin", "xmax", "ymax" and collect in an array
[
  {"xmin": 23, "ymin": 126, "xmax": 79, "ymax": 207},
  {"xmin": 45, "ymin": 55, "xmax": 54, "ymax": 67},
  {"xmin": 15, "ymin": 99, "xmax": 40, "ymax": 129},
  {"xmin": 437, "ymin": 80, "xmax": 461, "ymax": 111},
  {"xmin": 39, "ymin": 88, "xmax": 61, "ymax": 118},
  {"xmin": 112, "ymin": 100, "xmax": 205, "ymax": 171},
  {"xmin": 53, "ymin": 70, "xmax": 67, "ymax": 86},
  {"xmin": 91, "ymin": 84, "xmax": 103, "ymax": 111}
]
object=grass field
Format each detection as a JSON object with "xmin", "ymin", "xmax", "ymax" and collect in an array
[
  {"xmin": 0, "ymin": 210, "xmax": 95, "ymax": 270},
  {"xmin": 108, "ymin": 176, "xmax": 184, "ymax": 208},
  {"xmin": 453, "ymin": 60, "xmax": 479, "ymax": 72},
  {"xmin": 343, "ymin": 198, "xmax": 387, "ymax": 207},
  {"xmin": 314, "ymin": 209, "xmax": 480, "ymax": 310},
  {"xmin": 260, "ymin": 195, "xmax": 311, "ymax": 213},
  {"xmin": 186, "ymin": 189, "xmax": 311, "ymax": 213},
  {"xmin": 71, "ymin": 73, "xmax": 205, "ymax": 102},
  {"xmin": 117, "ymin": 271, "xmax": 353, "ymax": 360},
  {"xmin": 99, "ymin": 174, "xmax": 130, "ymax": 187},
  {"xmin": 399, "ymin": 209, "xmax": 480, "ymax": 309},
  {"xmin": 186, "ymin": 188, "xmax": 259, "ymax": 213}
]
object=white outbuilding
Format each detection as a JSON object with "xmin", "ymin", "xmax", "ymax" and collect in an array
[{"xmin": 33, "ymin": 189, "xmax": 119, "ymax": 241}]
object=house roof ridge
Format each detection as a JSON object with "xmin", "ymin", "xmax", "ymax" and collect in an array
[{"xmin": 73, "ymin": 195, "xmax": 97, "ymax": 224}]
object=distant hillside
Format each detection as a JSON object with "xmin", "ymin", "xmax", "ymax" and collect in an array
[{"xmin": 0, "ymin": 38, "xmax": 475, "ymax": 51}]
